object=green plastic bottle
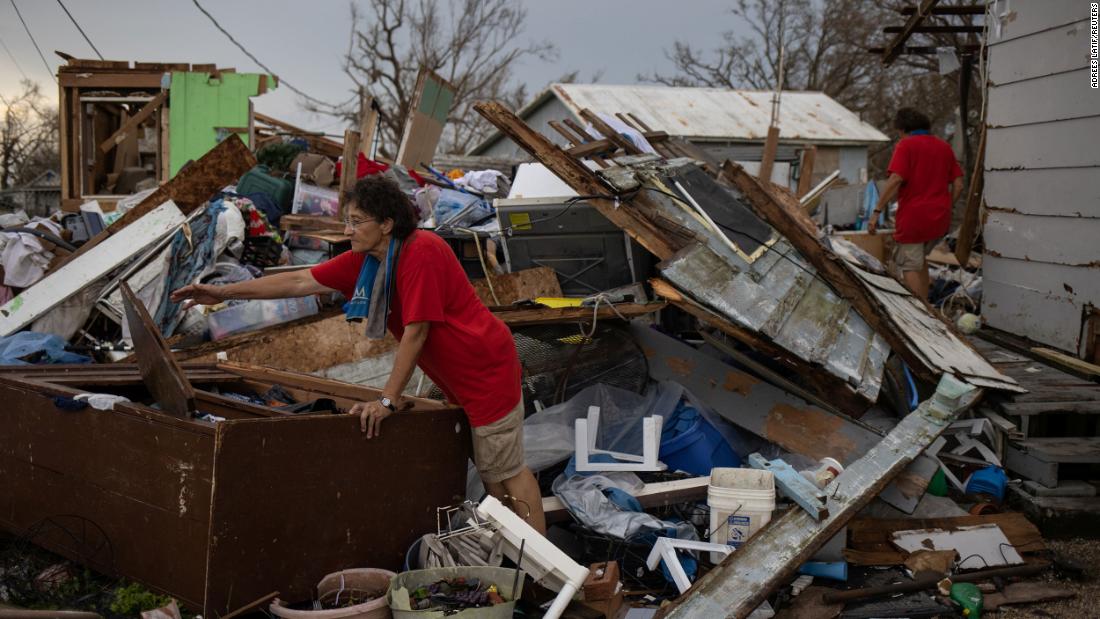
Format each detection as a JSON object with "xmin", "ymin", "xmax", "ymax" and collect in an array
[{"xmin": 950, "ymin": 582, "xmax": 983, "ymax": 618}]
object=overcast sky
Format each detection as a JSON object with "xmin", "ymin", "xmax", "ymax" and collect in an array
[{"xmin": 0, "ymin": 0, "xmax": 736, "ymax": 132}]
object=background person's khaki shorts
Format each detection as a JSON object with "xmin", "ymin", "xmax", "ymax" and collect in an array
[
  {"xmin": 471, "ymin": 399, "xmax": 526, "ymax": 484},
  {"xmin": 893, "ymin": 238, "xmax": 939, "ymax": 273}
]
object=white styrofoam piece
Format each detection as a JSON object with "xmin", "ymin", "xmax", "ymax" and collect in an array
[
  {"xmin": 0, "ymin": 201, "xmax": 186, "ymax": 336},
  {"xmin": 575, "ymin": 406, "xmax": 666, "ymax": 472},
  {"xmin": 891, "ymin": 523, "xmax": 1024, "ymax": 570},
  {"xmin": 476, "ymin": 495, "xmax": 588, "ymax": 619},
  {"xmin": 646, "ymin": 537, "xmax": 734, "ymax": 594}
]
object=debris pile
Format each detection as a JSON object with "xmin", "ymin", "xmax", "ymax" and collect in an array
[{"xmin": 0, "ymin": 49, "xmax": 1096, "ymax": 619}]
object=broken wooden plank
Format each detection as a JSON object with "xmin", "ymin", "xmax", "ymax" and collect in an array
[
  {"xmin": 796, "ymin": 146, "xmax": 817, "ymax": 198},
  {"xmin": 98, "ymin": 90, "xmax": 168, "ymax": 153},
  {"xmin": 984, "ymin": 582, "xmax": 1075, "ymax": 611},
  {"xmin": 278, "ymin": 214, "xmax": 346, "ymax": 234},
  {"xmin": 339, "ymin": 129, "xmax": 360, "ymax": 198},
  {"xmin": 474, "ymin": 101, "xmax": 679, "ymax": 260},
  {"xmin": 882, "ymin": 0, "xmax": 942, "ymax": 65},
  {"xmin": 53, "ymin": 135, "xmax": 256, "ymax": 273},
  {"xmin": 758, "ymin": 125, "xmax": 780, "ymax": 183},
  {"xmin": 660, "ymin": 375, "xmax": 979, "ymax": 619},
  {"xmin": 495, "ymin": 303, "xmax": 664, "ymax": 327},
  {"xmin": 543, "ymin": 476, "xmax": 709, "ymax": 524},
  {"xmin": 1030, "ymin": 347, "xmax": 1100, "ymax": 380},
  {"xmin": 954, "ymin": 127, "xmax": 985, "ymax": 266},
  {"xmin": 121, "ymin": 282, "xmax": 196, "ymax": 418},
  {"xmin": 845, "ymin": 512, "xmax": 1046, "ymax": 566},
  {"xmin": 396, "ymin": 67, "xmax": 456, "ymax": 170},
  {"xmin": 0, "ymin": 201, "xmax": 186, "ymax": 336},
  {"xmin": 579, "ymin": 108, "xmax": 642, "ymax": 155}
]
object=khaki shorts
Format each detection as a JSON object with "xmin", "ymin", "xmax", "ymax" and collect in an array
[
  {"xmin": 893, "ymin": 238, "xmax": 939, "ymax": 272},
  {"xmin": 471, "ymin": 399, "xmax": 526, "ymax": 484}
]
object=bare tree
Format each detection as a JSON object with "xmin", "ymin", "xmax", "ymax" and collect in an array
[
  {"xmin": 0, "ymin": 80, "xmax": 59, "ymax": 190},
  {"xmin": 308, "ymin": 0, "xmax": 557, "ymax": 157},
  {"xmin": 642, "ymin": 0, "xmax": 984, "ymax": 172}
]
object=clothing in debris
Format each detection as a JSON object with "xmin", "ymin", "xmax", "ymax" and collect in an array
[
  {"xmin": 887, "ymin": 132, "xmax": 963, "ymax": 244},
  {"xmin": 0, "ymin": 332, "xmax": 90, "ymax": 365},
  {"xmin": 0, "ymin": 219, "xmax": 63, "ymax": 288},
  {"xmin": 310, "ymin": 229, "xmax": 521, "ymax": 427}
]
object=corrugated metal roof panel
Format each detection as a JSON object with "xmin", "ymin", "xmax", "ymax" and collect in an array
[{"xmin": 551, "ymin": 84, "xmax": 889, "ymax": 144}]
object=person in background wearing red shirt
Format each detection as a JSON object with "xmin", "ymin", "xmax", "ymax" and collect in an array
[
  {"xmin": 869, "ymin": 108, "xmax": 964, "ymax": 300},
  {"xmin": 170, "ymin": 176, "xmax": 546, "ymax": 533}
]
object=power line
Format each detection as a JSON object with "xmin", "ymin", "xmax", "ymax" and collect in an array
[
  {"xmin": 8, "ymin": 0, "xmax": 56, "ymax": 84},
  {"xmin": 0, "ymin": 34, "xmax": 29, "ymax": 80},
  {"xmin": 55, "ymin": 0, "xmax": 104, "ymax": 60},
  {"xmin": 190, "ymin": 0, "xmax": 335, "ymax": 108}
]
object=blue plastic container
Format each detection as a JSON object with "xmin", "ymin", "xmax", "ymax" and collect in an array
[
  {"xmin": 659, "ymin": 404, "xmax": 740, "ymax": 476},
  {"xmin": 965, "ymin": 465, "xmax": 1008, "ymax": 502}
]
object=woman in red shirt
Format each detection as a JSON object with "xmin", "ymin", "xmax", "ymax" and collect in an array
[{"xmin": 171, "ymin": 176, "xmax": 545, "ymax": 533}]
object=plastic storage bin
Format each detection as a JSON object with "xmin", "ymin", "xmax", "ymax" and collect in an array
[
  {"xmin": 237, "ymin": 165, "xmax": 294, "ymax": 213},
  {"xmin": 388, "ymin": 566, "xmax": 522, "ymax": 619},
  {"xmin": 707, "ymin": 467, "xmax": 776, "ymax": 562},
  {"xmin": 659, "ymin": 405, "xmax": 740, "ymax": 476},
  {"xmin": 293, "ymin": 182, "xmax": 341, "ymax": 217},
  {"xmin": 208, "ymin": 296, "xmax": 319, "ymax": 340}
]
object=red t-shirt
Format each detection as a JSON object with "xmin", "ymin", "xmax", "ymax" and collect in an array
[
  {"xmin": 310, "ymin": 231, "xmax": 521, "ymax": 426},
  {"xmin": 887, "ymin": 134, "xmax": 963, "ymax": 244}
]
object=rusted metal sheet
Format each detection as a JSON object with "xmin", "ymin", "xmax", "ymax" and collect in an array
[
  {"xmin": 205, "ymin": 411, "xmax": 470, "ymax": 615},
  {"xmin": 546, "ymin": 84, "xmax": 888, "ymax": 144},
  {"xmin": 0, "ymin": 365, "xmax": 469, "ymax": 616},
  {"xmin": 660, "ymin": 243, "xmax": 889, "ymax": 402},
  {"xmin": 633, "ymin": 324, "xmax": 940, "ymax": 513},
  {"xmin": 611, "ymin": 160, "xmax": 890, "ymax": 405},
  {"xmin": 660, "ymin": 375, "xmax": 980, "ymax": 618}
]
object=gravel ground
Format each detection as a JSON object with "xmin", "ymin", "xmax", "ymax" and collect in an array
[{"xmin": 993, "ymin": 538, "xmax": 1099, "ymax": 618}]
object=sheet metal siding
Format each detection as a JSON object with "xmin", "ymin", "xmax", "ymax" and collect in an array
[
  {"xmin": 660, "ymin": 242, "xmax": 888, "ymax": 401},
  {"xmin": 551, "ymin": 84, "xmax": 889, "ymax": 144},
  {"xmin": 982, "ymin": 1, "xmax": 1099, "ymax": 354}
]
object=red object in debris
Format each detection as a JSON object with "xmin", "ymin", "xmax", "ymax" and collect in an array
[{"xmin": 334, "ymin": 153, "xmax": 426, "ymax": 186}]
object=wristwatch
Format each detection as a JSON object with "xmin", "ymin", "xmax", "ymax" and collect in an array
[{"xmin": 378, "ymin": 396, "xmax": 396, "ymax": 412}]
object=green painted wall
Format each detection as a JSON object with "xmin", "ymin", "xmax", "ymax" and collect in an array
[{"xmin": 168, "ymin": 72, "xmax": 274, "ymax": 176}]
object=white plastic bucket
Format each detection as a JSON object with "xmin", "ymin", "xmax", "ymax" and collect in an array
[{"xmin": 708, "ymin": 467, "xmax": 776, "ymax": 562}]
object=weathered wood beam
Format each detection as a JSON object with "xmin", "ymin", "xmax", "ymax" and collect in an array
[
  {"xmin": 955, "ymin": 127, "xmax": 986, "ymax": 266},
  {"xmin": 98, "ymin": 90, "xmax": 167, "ymax": 153},
  {"xmin": 473, "ymin": 101, "xmax": 679, "ymax": 259},
  {"xmin": 882, "ymin": 0, "xmax": 941, "ymax": 65},
  {"xmin": 900, "ymin": 5, "xmax": 984, "ymax": 14},
  {"xmin": 884, "ymin": 25, "xmax": 983, "ymax": 34},
  {"xmin": 340, "ymin": 129, "xmax": 361, "ymax": 198},
  {"xmin": 579, "ymin": 108, "xmax": 642, "ymax": 155}
]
